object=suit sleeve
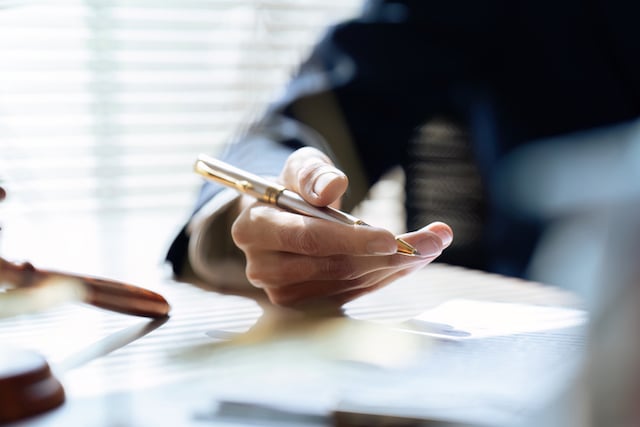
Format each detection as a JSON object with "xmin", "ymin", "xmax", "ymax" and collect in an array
[{"xmin": 165, "ymin": 0, "xmax": 493, "ymax": 277}]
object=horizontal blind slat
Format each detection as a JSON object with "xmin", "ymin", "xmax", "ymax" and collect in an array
[{"xmin": 0, "ymin": 0, "xmax": 360, "ymax": 216}]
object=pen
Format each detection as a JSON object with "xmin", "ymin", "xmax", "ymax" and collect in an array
[{"xmin": 194, "ymin": 154, "xmax": 419, "ymax": 256}]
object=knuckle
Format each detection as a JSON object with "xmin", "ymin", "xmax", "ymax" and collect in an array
[
  {"xmin": 296, "ymin": 161, "xmax": 318, "ymax": 184},
  {"xmin": 230, "ymin": 205, "xmax": 269, "ymax": 247},
  {"xmin": 230, "ymin": 219, "xmax": 249, "ymax": 247},
  {"xmin": 244, "ymin": 261, "xmax": 268, "ymax": 288},
  {"xmin": 292, "ymin": 146, "xmax": 326, "ymax": 164}
]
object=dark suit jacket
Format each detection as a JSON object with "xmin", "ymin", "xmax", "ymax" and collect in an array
[{"xmin": 167, "ymin": 0, "xmax": 640, "ymax": 280}]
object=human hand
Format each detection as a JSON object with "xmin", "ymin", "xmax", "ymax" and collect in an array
[{"xmin": 231, "ymin": 147, "xmax": 453, "ymax": 307}]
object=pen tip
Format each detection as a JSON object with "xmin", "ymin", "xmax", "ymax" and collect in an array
[{"xmin": 395, "ymin": 238, "xmax": 419, "ymax": 256}]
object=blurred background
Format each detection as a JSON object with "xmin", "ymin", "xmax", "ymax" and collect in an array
[
  {"xmin": 0, "ymin": 0, "xmax": 360, "ymax": 280},
  {"xmin": 2, "ymin": 3, "xmax": 639, "ymax": 424}
]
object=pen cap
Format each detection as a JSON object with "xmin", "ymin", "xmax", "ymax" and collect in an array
[{"xmin": 195, "ymin": 154, "xmax": 286, "ymax": 203}]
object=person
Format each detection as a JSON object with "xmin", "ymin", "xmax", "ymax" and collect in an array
[{"xmin": 166, "ymin": 0, "xmax": 640, "ymax": 307}]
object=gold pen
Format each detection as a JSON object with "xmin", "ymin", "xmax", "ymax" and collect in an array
[{"xmin": 194, "ymin": 154, "xmax": 419, "ymax": 256}]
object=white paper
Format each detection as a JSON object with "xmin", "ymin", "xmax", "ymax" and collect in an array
[{"xmin": 399, "ymin": 298, "xmax": 587, "ymax": 339}]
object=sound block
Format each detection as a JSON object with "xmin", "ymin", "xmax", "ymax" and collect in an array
[{"xmin": 0, "ymin": 347, "xmax": 65, "ymax": 423}]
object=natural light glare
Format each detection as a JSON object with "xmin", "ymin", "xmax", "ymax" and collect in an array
[{"xmin": 0, "ymin": 0, "xmax": 360, "ymax": 217}]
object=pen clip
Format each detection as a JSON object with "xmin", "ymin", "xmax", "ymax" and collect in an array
[
  {"xmin": 195, "ymin": 159, "xmax": 253, "ymax": 193},
  {"xmin": 195, "ymin": 156, "xmax": 286, "ymax": 204}
]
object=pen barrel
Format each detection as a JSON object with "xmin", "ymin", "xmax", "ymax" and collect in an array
[
  {"xmin": 277, "ymin": 192, "xmax": 416, "ymax": 255},
  {"xmin": 277, "ymin": 189, "xmax": 367, "ymax": 226},
  {"xmin": 194, "ymin": 154, "xmax": 418, "ymax": 256},
  {"xmin": 194, "ymin": 156, "xmax": 286, "ymax": 203}
]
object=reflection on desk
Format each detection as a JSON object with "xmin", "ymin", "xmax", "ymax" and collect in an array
[{"xmin": 0, "ymin": 263, "xmax": 586, "ymax": 427}]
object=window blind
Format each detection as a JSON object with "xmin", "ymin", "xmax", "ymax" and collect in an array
[{"xmin": 0, "ymin": 0, "xmax": 360, "ymax": 217}]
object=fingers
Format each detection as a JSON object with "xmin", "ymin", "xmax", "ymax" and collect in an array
[
  {"xmin": 399, "ymin": 221, "xmax": 454, "ymax": 257},
  {"xmin": 261, "ymin": 262, "xmax": 426, "ymax": 307},
  {"xmin": 280, "ymin": 146, "xmax": 348, "ymax": 208},
  {"xmin": 425, "ymin": 221, "xmax": 454, "ymax": 248},
  {"xmin": 231, "ymin": 147, "xmax": 455, "ymax": 309},
  {"xmin": 237, "ymin": 221, "xmax": 445, "ymax": 307},
  {"xmin": 232, "ymin": 204, "xmax": 399, "ymax": 257},
  {"xmin": 233, "ymin": 205, "xmax": 452, "ymax": 260},
  {"xmin": 231, "ymin": 205, "xmax": 453, "ymax": 306},
  {"xmin": 244, "ymin": 246, "xmax": 437, "ymax": 289}
]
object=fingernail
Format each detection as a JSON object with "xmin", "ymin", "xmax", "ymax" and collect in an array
[
  {"xmin": 367, "ymin": 238, "xmax": 396, "ymax": 255},
  {"xmin": 313, "ymin": 172, "xmax": 341, "ymax": 196},
  {"xmin": 433, "ymin": 228, "xmax": 453, "ymax": 247}
]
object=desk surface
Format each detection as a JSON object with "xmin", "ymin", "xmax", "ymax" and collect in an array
[
  {"xmin": 1, "ymin": 266, "xmax": 584, "ymax": 426},
  {"xmin": 0, "ymin": 210, "xmax": 586, "ymax": 427}
]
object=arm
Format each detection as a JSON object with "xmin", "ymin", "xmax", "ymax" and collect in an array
[{"xmin": 167, "ymin": 1, "xmax": 465, "ymax": 304}]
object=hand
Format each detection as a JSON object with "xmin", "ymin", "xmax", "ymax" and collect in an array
[{"xmin": 231, "ymin": 147, "xmax": 453, "ymax": 307}]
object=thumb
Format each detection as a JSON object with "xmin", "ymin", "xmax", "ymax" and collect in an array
[{"xmin": 280, "ymin": 147, "xmax": 348, "ymax": 208}]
